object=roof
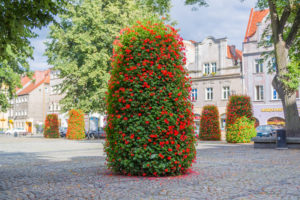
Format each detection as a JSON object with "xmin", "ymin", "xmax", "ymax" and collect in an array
[
  {"xmin": 244, "ymin": 8, "xmax": 269, "ymax": 42},
  {"xmin": 227, "ymin": 45, "xmax": 242, "ymax": 61},
  {"xmin": 17, "ymin": 70, "xmax": 50, "ymax": 95}
]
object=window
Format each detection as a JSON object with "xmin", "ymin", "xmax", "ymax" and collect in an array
[
  {"xmin": 255, "ymin": 59, "xmax": 263, "ymax": 73},
  {"xmin": 191, "ymin": 89, "xmax": 197, "ymax": 101},
  {"xmin": 45, "ymin": 87, "xmax": 48, "ymax": 93},
  {"xmin": 222, "ymin": 86, "xmax": 230, "ymax": 100},
  {"xmin": 205, "ymin": 88, "xmax": 213, "ymax": 100},
  {"xmin": 211, "ymin": 62, "xmax": 217, "ymax": 73},
  {"xmin": 203, "ymin": 62, "xmax": 217, "ymax": 75},
  {"xmin": 204, "ymin": 63, "xmax": 210, "ymax": 74},
  {"xmin": 255, "ymin": 85, "xmax": 264, "ymax": 100},
  {"xmin": 272, "ymin": 87, "xmax": 279, "ymax": 100}
]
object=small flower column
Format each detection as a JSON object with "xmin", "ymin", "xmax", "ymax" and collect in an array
[
  {"xmin": 199, "ymin": 105, "xmax": 221, "ymax": 140},
  {"xmin": 66, "ymin": 109, "xmax": 85, "ymax": 140},
  {"xmin": 105, "ymin": 17, "xmax": 196, "ymax": 176},
  {"xmin": 44, "ymin": 114, "xmax": 60, "ymax": 138}
]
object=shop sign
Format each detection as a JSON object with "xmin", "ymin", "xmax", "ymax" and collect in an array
[{"xmin": 261, "ymin": 108, "xmax": 283, "ymax": 112}]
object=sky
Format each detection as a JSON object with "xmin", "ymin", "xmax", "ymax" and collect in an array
[{"xmin": 28, "ymin": 0, "xmax": 257, "ymax": 71}]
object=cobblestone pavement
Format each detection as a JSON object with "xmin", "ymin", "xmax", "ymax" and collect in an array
[{"xmin": 0, "ymin": 135, "xmax": 300, "ymax": 200}]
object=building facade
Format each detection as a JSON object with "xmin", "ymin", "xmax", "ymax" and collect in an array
[
  {"xmin": 48, "ymin": 70, "xmax": 106, "ymax": 129},
  {"xmin": 242, "ymin": 8, "xmax": 300, "ymax": 126},
  {"xmin": 184, "ymin": 36, "xmax": 243, "ymax": 130},
  {"xmin": 8, "ymin": 70, "xmax": 50, "ymax": 133},
  {"xmin": 49, "ymin": 70, "xmax": 68, "ymax": 127}
]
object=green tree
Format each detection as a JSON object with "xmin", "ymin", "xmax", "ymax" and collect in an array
[
  {"xmin": 0, "ymin": 0, "xmax": 67, "ymax": 112},
  {"xmin": 46, "ymin": 0, "xmax": 154, "ymax": 113},
  {"xmin": 257, "ymin": 0, "xmax": 300, "ymax": 137}
]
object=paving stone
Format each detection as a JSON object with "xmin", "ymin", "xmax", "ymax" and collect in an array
[{"xmin": 0, "ymin": 135, "xmax": 299, "ymax": 199}]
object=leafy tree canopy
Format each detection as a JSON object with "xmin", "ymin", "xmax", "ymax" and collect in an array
[
  {"xmin": 46, "ymin": 0, "xmax": 156, "ymax": 113},
  {"xmin": 0, "ymin": 0, "xmax": 67, "ymax": 112}
]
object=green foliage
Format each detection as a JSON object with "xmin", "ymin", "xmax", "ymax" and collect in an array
[
  {"xmin": 257, "ymin": 0, "xmax": 300, "ymax": 90},
  {"xmin": 199, "ymin": 105, "xmax": 221, "ymax": 141},
  {"xmin": 44, "ymin": 114, "xmax": 60, "ymax": 138},
  {"xmin": 105, "ymin": 17, "xmax": 196, "ymax": 176},
  {"xmin": 66, "ymin": 109, "xmax": 85, "ymax": 140},
  {"xmin": 0, "ymin": 0, "xmax": 67, "ymax": 112},
  {"xmin": 226, "ymin": 116, "xmax": 256, "ymax": 143},
  {"xmin": 282, "ymin": 53, "xmax": 300, "ymax": 92}
]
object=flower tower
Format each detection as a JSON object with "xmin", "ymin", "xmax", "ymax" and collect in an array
[
  {"xmin": 225, "ymin": 95, "xmax": 254, "ymax": 143},
  {"xmin": 44, "ymin": 114, "xmax": 59, "ymax": 138},
  {"xmin": 66, "ymin": 109, "xmax": 85, "ymax": 140},
  {"xmin": 199, "ymin": 105, "xmax": 221, "ymax": 140},
  {"xmin": 105, "ymin": 17, "xmax": 196, "ymax": 176}
]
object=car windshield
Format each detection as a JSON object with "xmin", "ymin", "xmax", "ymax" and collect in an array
[{"xmin": 256, "ymin": 126, "xmax": 272, "ymax": 132}]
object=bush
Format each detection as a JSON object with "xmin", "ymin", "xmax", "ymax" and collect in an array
[
  {"xmin": 44, "ymin": 114, "xmax": 59, "ymax": 138},
  {"xmin": 66, "ymin": 109, "xmax": 85, "ymax": 140},
  {"xmin": 226, "ymin": 116, "xmax": 256, "ymax": 143},
  {"xmin": 225, "ymin": 95, "xmax": 253, "ymax": 128},
  {"xmin": 199, "ymin": 105, "xmax": 221, "ymax": 140},
  {"xmin": 105, "ymin": 17, "xmax": 196, "ymax": 177}
]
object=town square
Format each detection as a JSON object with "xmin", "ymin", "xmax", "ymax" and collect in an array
[{"xmin": 0, "ymin": 0, "xmax": 300, "ymax": 199}]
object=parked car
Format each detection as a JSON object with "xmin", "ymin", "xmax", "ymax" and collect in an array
[
  {"xmin": 5, "ymin": 128, "xmax": 28, "ymax": 136},
  {"xmin": 88, "ymin": 127, "xmax": 105, "ymax": 139},
  {"xmin": 256, "ymin": 125, "xmax": 277, "ymax": 137},
  {"xmin": 59, "ymin": 127, "xmax": 68, "ymax": 137}
]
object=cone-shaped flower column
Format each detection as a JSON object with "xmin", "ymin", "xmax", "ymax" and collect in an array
[
  {"xmin": 44, "ymin": 114, "xmax": 59, "ymax": 138},
  {"xmin": 105, "ymin": 17, "xmax": 196, "ymax": 176}
]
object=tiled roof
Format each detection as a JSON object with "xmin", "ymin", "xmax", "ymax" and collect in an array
[
  {"xmin": 17, "ymin": 70, "xmax": 50, "ymax": 95},
  {"xmin": 244, "ymin": 8, "xmax": 269, "ymax": 42},
  {"xmin": 227, "ymin": 45, "xmax": 242, "ymax": 61}
]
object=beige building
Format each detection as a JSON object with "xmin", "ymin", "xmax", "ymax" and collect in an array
[
  {"xmin": 184, "ymin": 36, "xmax": 243, "ymax": 130},
  {"xmin": 48, "ymin": 70, "xmax": 68, "ymax": 127},
  {"xmin": 8, "ymin": 70, "xmax": 50, "ymax": 133}
]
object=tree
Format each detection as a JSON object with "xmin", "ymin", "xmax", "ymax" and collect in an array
[
  {"xmin": 0, "ymin": 0, "xmax": 67, "ymax": 112},
  {"xmin": 105, "ymin": 17, "xmax": 196, "ymax": 176},
  {"xmin": 258, "ymin": 0, "xmax": 300, "ymax": 137},
  {"xmin": 46, "ymin": 0, "xmax": 154, "ymax": 113}
]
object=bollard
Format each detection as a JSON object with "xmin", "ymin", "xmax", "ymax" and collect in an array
[{"xmin": 276, "ymin": 129, "xmax": 288, "ymax": 149}]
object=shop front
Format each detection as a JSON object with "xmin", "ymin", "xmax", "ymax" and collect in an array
[{"xmin": 253, "ymin": 104, "xmax": 300, "ymax": 127}]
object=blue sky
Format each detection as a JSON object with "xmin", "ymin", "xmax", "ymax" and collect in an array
[{"xmin": 29, "ymin": 0, "xmax": 256, "ymax": 71}]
